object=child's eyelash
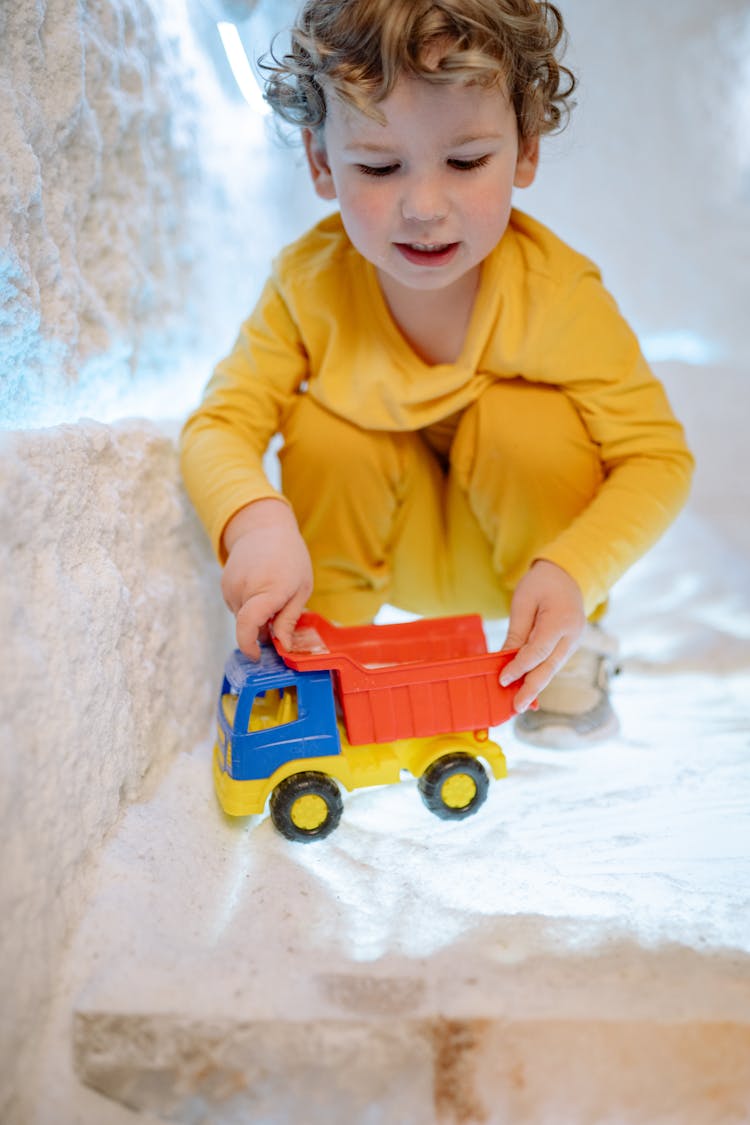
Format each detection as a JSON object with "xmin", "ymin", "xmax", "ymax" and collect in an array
[
  {"xmin": 357, "ymin": 164, "xmax": 400, "ymax": 177},
  {"xmin": 448, "ymin": 155, "xmax": 492, "ymax": 171},
  {"xmin": 356, "ymin": 155, "xmax": 492, "ymax": 177}
]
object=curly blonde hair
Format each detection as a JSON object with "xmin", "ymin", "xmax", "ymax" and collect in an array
[{"xmin": 261, "ymin": 0, "xmax": 576, "ymax": 140}]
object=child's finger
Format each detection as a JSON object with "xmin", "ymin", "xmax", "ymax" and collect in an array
[
  {"xmin": 270, "ymin": 597, "xmax": 306, "ymax": 650},
  {"xmin": 502, "ymin": 595, "xmax": 535, "ymax": 654},
  {"xmin": 236, "ymin": 593, "xmax": 278, "ymax": 659},
  {"xmin": 511, "ymin": 636, "xmax": 571, "ymax": 712},
  {"xmin": 500, "ymin": 628, "xmax": 557, "ymax": 686}
]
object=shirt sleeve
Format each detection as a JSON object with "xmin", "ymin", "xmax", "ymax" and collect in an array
[
  {"xmin": 179, "ymin": 274, "xmax": 308, "ymax": 562},
  {"xmin": 521, "ymin": 267, "xmax": 695, "ymax": 611}
]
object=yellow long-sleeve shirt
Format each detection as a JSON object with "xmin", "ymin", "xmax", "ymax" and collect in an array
[{"xmin": 180, "ymin": 209, "xmax": 693, "ymax": 610}]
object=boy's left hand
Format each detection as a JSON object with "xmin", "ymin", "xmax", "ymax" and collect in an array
[{"xmin": 499, "ymin": 559, "xmax": 586, "ymax": 713}]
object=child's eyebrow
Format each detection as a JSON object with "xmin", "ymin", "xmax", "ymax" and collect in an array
[
  {"xmin": 343, "ymin": 132, "xmax": 505, "ymax": 155},
  {"xmin": 342, "ymin": 142, "xmax": 398, "ymax": 154},
  {"xmin": 450, "ymin": 131, "xmax": 505, "ymax": 147}
]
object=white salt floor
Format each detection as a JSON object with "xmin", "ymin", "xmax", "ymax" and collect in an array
[{"xmin": 34, "ymin": 509, "xmax": 750, "ymax": 1124}]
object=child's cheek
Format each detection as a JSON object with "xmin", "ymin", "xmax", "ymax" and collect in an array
[{"xmin": 346, "ymin": 186, "xmax": 390, "ymax": 238}]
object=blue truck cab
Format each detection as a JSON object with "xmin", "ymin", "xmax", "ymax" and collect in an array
[{"xmin": 216, "ymin": 644, "xmax": 342, "ymax": 787}]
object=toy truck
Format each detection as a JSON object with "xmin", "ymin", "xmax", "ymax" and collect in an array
[{"xmin": 213, "ymin": 612, "xmax": 527, "ymax": 841}]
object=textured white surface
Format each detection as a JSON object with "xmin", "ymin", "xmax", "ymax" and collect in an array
[
  {"xmin": 0, "ymin": 0, "xmax": 283, "ymax": 428},
  {"xmin": 0, "ymin": 421, "xmax": 232, "ymax": 1125},
  {"xmin": 523, "ymin": 0, "xmax": 750, "ymax": 366},
  {"xmin": 28, "ymin": 511, "xmax": 750, "ymax": 1123}
]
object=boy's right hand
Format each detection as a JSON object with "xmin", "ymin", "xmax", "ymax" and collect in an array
[{"xmin": 220, "ymin": 499, "xmax": 314, "ymax": 660}]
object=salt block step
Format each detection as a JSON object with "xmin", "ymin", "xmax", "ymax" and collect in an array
[{"xmin": 74, "ymin": 1015, "xmax": 750, "ymax": 1125}]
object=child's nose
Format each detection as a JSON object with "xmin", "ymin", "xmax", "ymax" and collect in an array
[{"xmin": 400, "ymin": 178, "xmax": 449, "ymax": 223}]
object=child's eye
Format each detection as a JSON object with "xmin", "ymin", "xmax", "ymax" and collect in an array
[
  {"xmin": 357, "ymin": 163, "xmax": 400, "ymax": 177},
  {"xmin": 448, "ymin": 155, "xmax": 492, "ymax": 171}
]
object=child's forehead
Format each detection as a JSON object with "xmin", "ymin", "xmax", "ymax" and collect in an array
[{"xmin": 323, "ymin": 74, "xmax": 513, "ymax": 140}]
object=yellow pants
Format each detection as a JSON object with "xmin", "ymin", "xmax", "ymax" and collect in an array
[{"xmin": 279, "ymin": 380, "xmax": 604, "ymax": 625}]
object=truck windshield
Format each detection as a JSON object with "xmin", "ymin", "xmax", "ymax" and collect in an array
[{"xmin": 223, "ymin": 686, "xmax": 299, "ymax": 734}]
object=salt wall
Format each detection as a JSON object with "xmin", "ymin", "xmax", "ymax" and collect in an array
[
  {"xmin": 0, "ymin": 0, "xmax": 272, "ymax": 1119},
  {"xmin": 0, "ymin": 0, "xmax": 748, "ymax": 1122},
  {"xmin": 1, "ymin": 0, "xmax": 208, "ymax": 426},
  {"xmin": 0, "ymin": 420, "xmax": 232, "ymax": 1125}
]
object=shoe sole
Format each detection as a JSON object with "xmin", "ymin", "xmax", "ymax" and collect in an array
[{"xmin": 513, "ymin": 711, "xmax": 620, "ymax": 750}]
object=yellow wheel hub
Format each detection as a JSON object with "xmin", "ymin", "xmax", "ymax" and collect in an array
[
  {"xmin": 290, "ymin": 793, "xmax": 329, "ymax": 830},
  {"xmin": 441, "ymin": 773, "xmax": 477, "ymax": 809}
]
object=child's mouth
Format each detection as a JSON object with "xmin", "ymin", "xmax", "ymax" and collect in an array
[{"xmin": 395, "ymin": 242, "xmax": 460, "ymax": 267}]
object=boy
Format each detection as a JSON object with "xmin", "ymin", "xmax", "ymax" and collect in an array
[{"xmin": 180, "ymin": 0, "xmax": 693, "ymax": 747}]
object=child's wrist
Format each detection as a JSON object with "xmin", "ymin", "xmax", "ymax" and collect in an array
[{"xmin": 223, "ymin": 497, "xmax": 294, "ymax": 553}]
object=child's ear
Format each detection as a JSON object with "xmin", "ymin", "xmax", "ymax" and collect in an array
[
  {"xmin": 513, "ymin": 135, "xmax": 540, "ymax": 189},
  {"xmin": 303, "ymin": 128, "xmax": 337, "ymax": 200}
]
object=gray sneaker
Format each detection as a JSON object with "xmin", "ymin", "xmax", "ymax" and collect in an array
[{"xmin": 514, "ymin": 623, "xmax": 621, "ymax": 748}]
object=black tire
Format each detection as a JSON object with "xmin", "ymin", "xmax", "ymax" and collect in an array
[
  {"xmin": 418, "ymin": 753, "xmax": 489, "ymax": 820},
  {"xmin": 269, "ymin": 772, "xmax": 343, "ymax": 841}
]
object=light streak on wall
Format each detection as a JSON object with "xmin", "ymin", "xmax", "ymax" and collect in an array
[{"xmin": 217, "ymin": 20, "xmax": 269, "ymax": 114}]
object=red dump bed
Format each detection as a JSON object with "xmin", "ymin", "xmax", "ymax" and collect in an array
[{"xmin": 273, "ymin": 612, "xmax": 521, "ymax": 745}]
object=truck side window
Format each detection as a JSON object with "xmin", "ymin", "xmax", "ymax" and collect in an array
[
  {"xmin": 248, "ymin": 686, "xmax": 299, "ymax": 732},
  {"xmin": 221, "ymin": 692, "xmax": 239, "ymax": 726}
]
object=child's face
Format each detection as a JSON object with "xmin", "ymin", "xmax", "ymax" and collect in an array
[{"xmin": 303, "ymin": 74, "xmax": 538, "ymax": 296}]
